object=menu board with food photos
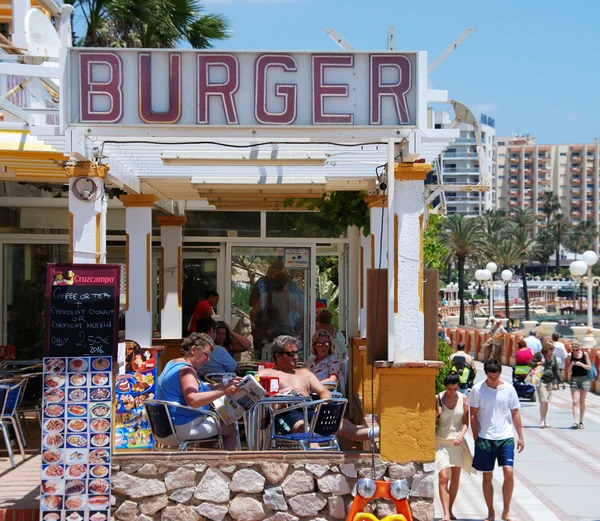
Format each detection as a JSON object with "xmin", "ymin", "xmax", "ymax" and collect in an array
[
  {"xmin": 114, "ymin": 348, "xmax": 158, "ymax": 451},
  {"xmin": 45, "ymin": 264, "xmax": 120, "ymax": 358},
  {"xmin": 41, "ymin": 356, "xmax": 112, "ymax": 521}
]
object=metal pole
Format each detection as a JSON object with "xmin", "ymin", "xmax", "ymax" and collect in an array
[
  {"xmin": 588, "ymin": 268, "xmax": 593, "ymax": 328},
  {"xmin": 489, "ymin": 282, "xmax": 494, "ymax": 317}
]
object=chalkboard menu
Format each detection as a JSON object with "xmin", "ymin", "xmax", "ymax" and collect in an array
[{"xmin": 45, "ymin": 264, "xmax": 121, "ymax": 358}]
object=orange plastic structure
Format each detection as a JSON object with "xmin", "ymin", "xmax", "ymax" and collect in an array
[{"xmin": 346, "ymin": 480, "xmax": 413, "ymax": 521}]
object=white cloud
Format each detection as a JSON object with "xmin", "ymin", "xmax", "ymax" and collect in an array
[
  {"xmin": 474, "ymin": 103, "xmax": 497, "ymax": 114},
  {"xmin": 551, "ymin": 108, "xmax": 560, "ymax": 116},
  {"xmin": 566, "ymin": 113, "xmax": 578, "ymax": 122}
]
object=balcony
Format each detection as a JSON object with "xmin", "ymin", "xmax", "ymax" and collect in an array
[
  {"xmin": 539, "ymin": 179, "xmax": 551, "ymax": 186},
  {"xmin": 588, "ymin": 168, "xmax": 596, "ymax": 174},
  {"xmin": 509, "ymin": 156, "xmax": 520, "ymax": 163},
  {"xmin": 443, "ymin": 152, "xmax": 479, "ymax": 159},
  {"xmin": 572, "ymin": 177, "xmax": 582, "ymax": 184},
  {"xmin": 509, "ymin": 179, "xmax": 519, "ymax": 186},
  {"xmin": 571, "ymin": 188, "xmax": 581, "ymax": 195},
  {"xmin": 571, "ymin": 156, "xmax": 583, "ymax": 163},
  {"xmin": 524, "ymin": 157, "xmax": 533, "ymax": 163},
  {"xmin": 509, "ymin": 200, "xmax": 518, "ymax": 207},
  {"xmin": 571, "ymin": 145, "xmax": 584, "ymax": 151},
  {"xmin": 524, "ymin": 167, "xmax": 532, "ymax": 174},
  {"xmin": 571, "ymin": 166, "xmax": 582, "ymax": 174}
]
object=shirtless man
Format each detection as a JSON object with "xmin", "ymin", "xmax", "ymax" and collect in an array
[{"xmin": 258, "ymin": 335, "xmax": 377, "ymax": 441}]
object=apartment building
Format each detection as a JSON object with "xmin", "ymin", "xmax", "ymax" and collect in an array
[
  {"xmin": 495, "ymin": 135, "xmax": 600, "ymax": 251},
  {"xmin": 432, "ymin": 111, "xmax": 496, "ymax": 216}
]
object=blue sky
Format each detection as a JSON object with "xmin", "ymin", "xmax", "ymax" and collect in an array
[{"xmin": 73, "ymin": 0, "xmax": 599, "ymax": 143}]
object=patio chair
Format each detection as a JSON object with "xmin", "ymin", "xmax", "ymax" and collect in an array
[
  {"xmin": 144, "ymin": 399, "xmax": 235, "ymax": 451},
  {"xmin": 270, "ymin": 398, "xmax": 347, "ymax": 450},
  {"xmin": 0, "ymin": 381, "xmax": 26, "ymax": 467},
  {"xmin": 16, "ymin": 372, "xmax": 43, "ymax": 436}
]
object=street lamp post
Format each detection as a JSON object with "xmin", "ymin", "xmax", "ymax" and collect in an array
[
  {"xmin": 475, "ymin": 268, "xmax": 493, "ymax": 318},
  {"xmin": 501, "ymin": 268, "xmax": 513, "ymax": 322},
  {"xmin": 569, "ymin": 250, "xmax": 600, "ymax": 348},
  {"xmin": 486, "ymin": 262, "xmax": 498, "ymax": 318}
]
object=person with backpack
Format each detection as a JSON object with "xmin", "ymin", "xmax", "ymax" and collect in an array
[
  {"xmin": 565, "ymin": 341, "xmax": 594, "ymax": 430},
  {"xmin": 450, "ymin": 342, "xmax": 477, "ymax": 392},
  {"xmin": 529, "ymin": 340, "xmax": 562, "ymax": 428}
]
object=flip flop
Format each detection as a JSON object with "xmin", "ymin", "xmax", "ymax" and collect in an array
[
  {"xmin": 579, "ymin": 422, "xmax": 585, "ymax": 429},
  {"xmin": 571, "ymin": 423, "xmax": 579, "ymax": 429}
]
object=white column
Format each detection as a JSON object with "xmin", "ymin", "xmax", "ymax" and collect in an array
[
  {"xmin": 359, "ymin": 229, "xmax": 371, "ymax": 338},
  {"xmin": 348, "ymin": 226, "xmax": 360, "ymax": 338},
  {"xmin": 347, "ymin": 226, "xmax": 360, "ymax": 338},
  {"xmin": 392, "ymin": 163, "xmax": 431, "ymax": 362},
  {"xmin": 157, "ymin": 216, "xmax": 185, "ymax": 339},
  {"xmin": 120, "ymin": 195, "xmax": 157, "ymax": 346},
  {"xmin": 68, "ymin": 176, "xmax": 106, "ymax": 264},
  {"xmin": 11, "ymin": 0, "xmax": 30, "ymax": 49},
  {"xmin": 367, "ymin": 199, "xmax": 388, "ymax": 269}
]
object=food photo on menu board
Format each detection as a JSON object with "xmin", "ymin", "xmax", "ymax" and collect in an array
[
  {"xmin": 41, "ymin": 356, "xmax": 112, "ymax": 521},
  {"xmin": 114, "ymin": 347, "xmax": 158, "ymax": 450}
]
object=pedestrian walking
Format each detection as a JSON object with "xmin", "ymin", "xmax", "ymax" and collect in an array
[
  {"xmin": 530, "ymin": 340, "xmax": 562, "ymax": 428},
  {"xmin": 468, "ymin": 358, "xmax": 524, "ymax": 521},
  {"xmin": 436, "ymin": 372, "xmax": 475, "ymax": 521},
  {"xmin": 551, "ymin": 332, "xmax": 568, "ymax": 390},
  {"xmin": 565, "ymin": 341, "xmax": 592, "ymax": 429}
]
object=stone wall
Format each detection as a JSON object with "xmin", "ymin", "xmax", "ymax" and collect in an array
[{"xmin": 111, "ymin": 453, "xmax": 434, "ymax": 521}]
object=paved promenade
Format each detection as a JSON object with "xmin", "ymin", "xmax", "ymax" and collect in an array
[{"xmin": 435, "ymin": 362, "xmax": 600, "ymax": 521}]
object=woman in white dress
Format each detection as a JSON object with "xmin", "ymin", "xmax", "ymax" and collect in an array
[{"xmin": 436, "ymin": 372, "xmax": 475, "ymax": 521}]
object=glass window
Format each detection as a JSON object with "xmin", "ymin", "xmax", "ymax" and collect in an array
[
  {"xmin": 4, "ymin": 244, "xmax": 69, "ymax": 359},
  {"xmin": 231, "ymin": 246, "xmax": 310, "ymax": 360},
  {"xmin": 161, "ymin": 211, "xmax": 260, "ymax": 237},
  {"xmin": 266, "ymin": 212, "xmax": 345, "ymax": 238}
]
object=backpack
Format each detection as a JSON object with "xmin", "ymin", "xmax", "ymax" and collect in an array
[
  {"xmin": 451, "ymin": 355, "xmax": 470, "ymax": 386},
  {"xmin": 589, "ymin": 362, "xmax": 598, "ymax": 382}
]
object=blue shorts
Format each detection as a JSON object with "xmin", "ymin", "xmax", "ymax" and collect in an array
[{"xmin": 473, "ymin": 437, "xmax": 515, "ymax": 471}]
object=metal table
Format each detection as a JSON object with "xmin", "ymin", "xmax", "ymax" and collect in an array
[{"xmin": 245, "ymin": 394, "xmax": 311, "ymax": 451}]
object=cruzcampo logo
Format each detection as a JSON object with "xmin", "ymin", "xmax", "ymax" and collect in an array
[{"xmin": 53, "ymin": 270, "xmax": 75, "ymax": 286}]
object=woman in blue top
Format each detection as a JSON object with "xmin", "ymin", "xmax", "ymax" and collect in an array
[{"xmin": 157, "ymin": 333, "xmax": 241, "ymax": 450}]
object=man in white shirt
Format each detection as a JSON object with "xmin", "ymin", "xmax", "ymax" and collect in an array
[
  {"xmin": 468, "ymin": 359, "xmax": 524, "ymax": 521},
  {"xmin": 551, "ymin": 332, "xmax": 568, "ymax": 389},
  {"xmin": 523, "ymin": 329, "xmax": 542, "ymax": 355}
]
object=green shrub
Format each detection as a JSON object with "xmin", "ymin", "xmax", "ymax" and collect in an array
[{"xmin": 436, "ymin": 338, "xmax": 453, "ymax": 394}]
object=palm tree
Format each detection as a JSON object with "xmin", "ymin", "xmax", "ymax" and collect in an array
[
  {"xmin": 67, "ymin": 0, "xmax": 230, "ymax": 48},
  {"xmin": 564, "ymin": 220, "xmax": 599, "ymax": 256},
  {"xmin": 495, "ymin": 236, "xmax": 521, "ymax": 322},
  {"xmin": 531, "ymin": 230, "xmax": 555, "ymax": 275},
  {"xmin": 551, "ymin": 214, "xmax": 571, "ymax": 272},
  {"xmin": 440, "ymin": 215, "xmax": 487, "ymax": 325},
  {"xmin": 539, "ymin": 191, "xmax": 561, "ymax": 229},
  {"xmin": 510, "ymin": 227, "xmax": 535, "ymax": 320},
  {"xmin": 509, "ymin": 208, "xmax": 536, "ymax": 320}
]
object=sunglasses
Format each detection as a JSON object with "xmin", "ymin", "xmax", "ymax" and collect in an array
[
  {"xmin": 281, "ymin": 350, "xmax": 299, "ymax": 357},
  {"xmin": 313, "ymin": 341, "xmax": 331, "ymax": 348}
]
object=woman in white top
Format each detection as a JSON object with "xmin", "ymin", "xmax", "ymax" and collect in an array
[
  {"xmin": 436, "ymin": 371, "xmax": 475, "ymax": 521},
  {"xmin": 305, "ymin": 329, "xmax": 341, "ymax": 383}
]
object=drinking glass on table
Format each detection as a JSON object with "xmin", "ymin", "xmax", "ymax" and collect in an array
[{"xmin": 222, "ymin": 372, "xmax": 237, "ymax": 384}]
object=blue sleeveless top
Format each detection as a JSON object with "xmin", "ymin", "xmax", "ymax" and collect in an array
[{"xmin": 156, "ymin": 360, "xmax": 211, "ymax": 426}]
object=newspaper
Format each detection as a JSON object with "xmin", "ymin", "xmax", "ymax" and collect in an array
[{"xmin": 213, "ymin": 374, "xmax": 267, "ymax": 425}]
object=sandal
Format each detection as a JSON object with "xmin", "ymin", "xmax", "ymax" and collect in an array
[
  {"xmin": 571, "ymin": 423, "xmax": 579, "ymax": 429},
  {"xmin": 579, "ymin": 422, "xmax": 585, "ymax": 429}
]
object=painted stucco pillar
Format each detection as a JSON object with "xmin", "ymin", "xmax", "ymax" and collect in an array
[
  {"xmin": 67, "ymin": 174, "xmax": 106, "ymax": 264},
  {"xmin": 157, "ymin": 216, "xmax": 185, "ymax": 339},
  {"xmin": 120, "ymin": 194, "xmax": 157, "ymax": 346},
  {"xmin": 392, "ymin": 163, "xmax": 431, "ymax": 362}
]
